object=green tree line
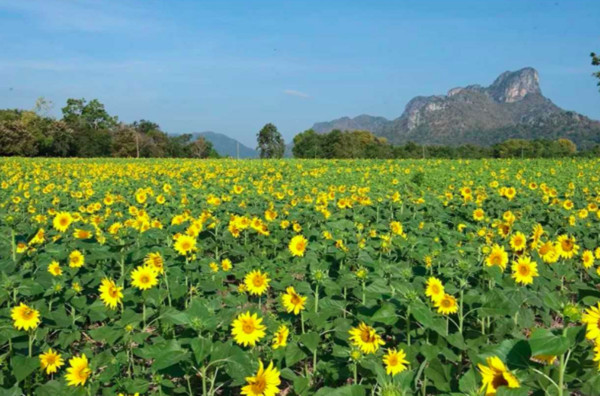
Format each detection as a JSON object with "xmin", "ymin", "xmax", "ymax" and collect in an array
[
  {"xmin": 0, "ymin": 98, "xmax": 219, "ymax": 158},
  {"xmin": 292, "ymin": 128, "xmax": 599, "ymax": 159}
]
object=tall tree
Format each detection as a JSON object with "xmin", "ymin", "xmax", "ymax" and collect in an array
[
  {"xmin": 256, "ymin": 123, "xmax": 285, "ymax": 158},
  {"xmin": 62, "ymin": 98, "xmax": 117, "ymax": 157},
  {"xmin": 592, "ymin": 52, "xmax": 600, "ymax": 90}
]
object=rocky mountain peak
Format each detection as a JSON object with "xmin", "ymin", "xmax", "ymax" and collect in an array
[{"xmin": 487, "ymin": 67, "xmax": 541, "ymax": 103}]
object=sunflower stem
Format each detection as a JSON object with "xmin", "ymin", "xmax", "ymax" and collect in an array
[
  {"xmin": 353, "ymin": 363, "xmax": 357, "ymax": 384},
  {"xmin": 406, "ymin": 305, "xmax": 411, "ymax": 346},
  {"xmin": 164, "ymin": 268, "xmax": 172, "ymax": 307},
  {"xmin": 301, "ymin": 311, "xmax": 305, "ymax": 334},
  {"xmin": 142, "ymin": 301, "xmax": 147, "ymax": 329},
  {"xmin": 201, "ymin": 367, "xmax": 208, "ymax": 396},
  {"xmin": 10, "ymin": 228, "xmax": 16, "ymax": 263},
  {"xmin": 458, "ymin": 289, "xmax": 464, "ymax": 334},
  {"xmin": 28, "ymin": 331, "xmax": 34, "ymax": 357},
  {"xmin": 314, "ymin": 284, "xmax": 319, "ymax": 313}
]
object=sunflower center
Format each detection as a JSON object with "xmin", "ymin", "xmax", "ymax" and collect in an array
[
  {"xmin": 431, "ymin": 285, "xmax": 440, "ymax": 294},
  {"xmin": 388, "ymin": 355, "xmax": 398, "ymax": 366},
  {"xmin": 360, "ymin": 329, "xmax": 374, "ymax": 343},
  {"xmin": 109, "ymin": 287, "xmax": 119, "ymax": 298},
  {"xmin": 491, "ymin": 254, "xmax": 501, "ymax": 265},
  {"xmin": 181, "ymin": 242, "xmax": 191, "ymax": 250},
  {"xmin": 60, "ymin": 218, "xmax": 68, "ymax": 226},
  {"xmin": 250, "ymin": 377, "xmax": 267, "ymax": 393},
  {"xmin": 46, "ymin": 355, "xmax": 57, "ymax": 365},
  {"xmin": 492, "ymin": 373, "xmax": 509, "ymax": 389},
  {"xmin": 23, "ymin": 308, "xmax": 35, "ymax": 320},
  {"xmin": 518, "ymin": 265, "xmax": 530, "ymax": 276},
  {"xmin": 253, "ymin": 277, "xmax": 264, "ymax": 287},
  {"xmin": 442, "ymin": 298, "xmax": 452, "ymax": 308},
  {"xmin": 290, "ymin": 294, "xmax": 301, "ymax": 305},
  {"xmin": 562, "ymin": 240, "xmax": 573, "ymax": 251},
  {"xmin": 140, "ymin": 275, "xmax": 149, "ymax": 284},
  {"xmin": 242, "ymin": 320, "xmax": 256, "ymax": 334}
]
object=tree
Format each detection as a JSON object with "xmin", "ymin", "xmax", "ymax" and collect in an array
[
  {"xmin": 592, "ymin": 52, "xmax": 600, "ymax": 90},
  {"xmin": 256, "ymin": 123, "xmax": 285, "ymax": 158},
  {"xmin": 0, "ymin": 119, "xmax": 38, "ymax": 156},
  {"xmin": 187, "ymin": 137, "xmax": 219, "ymax": 158},
  {"xmin": 62, "ymin": 98, "xmax": 117, "ymax": 157},
  {"xmin": 292, "ymin": 129, "xmax": 323, "ymax": 158}
]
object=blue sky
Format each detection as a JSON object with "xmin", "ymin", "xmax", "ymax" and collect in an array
[{"xmin": 0, "ymin": 0, "xmax": 599, "ymax": 147}]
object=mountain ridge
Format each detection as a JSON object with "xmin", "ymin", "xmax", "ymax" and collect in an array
[
  {"xmin": 193, "ymin": 131, "xmax": 258, "ymax": 158},
  {"xmin": 312, "ymin": 67, "xmax": 600, "ymax": 149}
]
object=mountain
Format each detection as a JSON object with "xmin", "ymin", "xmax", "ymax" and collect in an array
[
  {"xmin": 311, "ymin": 67, "xmax": 600, "ymax": 149},
  {"xmin": 194, "ymin": 131, "xmax": 258, "ymax": 158}
]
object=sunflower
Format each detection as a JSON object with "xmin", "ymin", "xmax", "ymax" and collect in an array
[
  {"xmin": 244, "ymin": 270, "xmax": 270, "ymax": 296},
  {"xmin": 511, "ymin": 256, "xmax": 538, "ymax": 285},
  {"xmin": 11, "ymin": 302, "xmax": 41, "ymax": 331},
  {"xmin": 473, "ymin": 208, "xmax": 485, "ymax": 221},
  {"xmin": 425, "ymin": 277, "xmax": 445, "ymax": 303},
  {"xmin": 289, "ymin": 235, "xmax": 308, "ymax": 257},
  {"xmin": 53, "ymin": 212, "xmax": 73, "ymax": 232},
  {"xmin": 39, "ymin": 348, "xmax": 64, "ymax": 375},
  {"xmin": 98, "ymin": 278, "xmax": 123, "ymax": 309},
  {"xmin": 174, "ymin": 235, "xmax": 197, "ymax": 256},
  {"xmin": 144, "ymin": 252, "xmax": 164, "ymax": 274},
  {"xmin": 130, "ymin": 265, "xmax": 159, "ymax": 290},
  {"xmin": 556, "ymin": 234, "xmax": 579, "ymax": 259},
  {"xmin": 73, "ymin": 228, "xmax": 92, "ymax": 239},
  {"xmin": 509, "ymin": 232, "xmax": 527, "ymax": 252},
  {"xmin": 67, "ymin": 250, "xmax": 84, "ymax": 268},
  {"xmin": 272, "ymin": 325, "xmax": 289, "ymax": 349},
  {"xmin": 383, "ymin": 348, "xmax": 409, "ymax": 376},
  {"xmin": 477, "ymin": 356, "xmax": 520, "ymax": 395},
  {"xmin": 582, "ymin": 250, "xmax": 595, "ymax": 269},
  {"xmin": 281, "ymin": 286, "xmax": 307, "ymax": 315},
  {"xmin": 537, "ymin": 241, "xmax": 559, "ymax": 263},
  {"xmin": 231, "ymin": 311, "xmax": 266, "ymax": 347},
  {"xmin": 348, "ymin": 322, "xmax": 385, "ymax": 354},
  {"xmin": 593, "ymin": 343, "xmax": 600, "ymax": 370},
  {"xmin": 485, "ymin": 244, "xmax": 508, "ymax": 270},
  {"xmin": 48, "ymin": 261, "xmax": 62, "ymax": 276},
  {"xmin": 65, "ymin": 354, "xmax": 91, "ymax": 387},
  {"xmin": 435, "ymin": 293, "xmax": 458, "ymax": 315},
  {"xmin": 241, "ymin": 360, "xmax": 281, "ymax": 396},
  {"xmin": 582, "ymin": 303, "xmax": 600, "ymax": 341},
  {"xmin": 221, "ymin": 258, "xmax": 232, "ymax": 271}
]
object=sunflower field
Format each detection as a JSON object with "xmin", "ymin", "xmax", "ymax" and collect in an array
[{"xmin": 2, "ymin": 157, "xmax": 600, "ymax": 396}]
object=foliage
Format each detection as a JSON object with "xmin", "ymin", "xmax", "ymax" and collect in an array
[
  {"xmin": 257, "ymin": 123, "xmax": 285, "ymax": 158},
  {"xmin": 0, "ymin": 99, "xmax": 218, "ymax": 159},
  {"xmin": 592, "ymin": 51, "xmax": 600, "ymax": 90},
  {"xmin": 1, "ymin": 157, "xmax": 600, "ymax": 395}
]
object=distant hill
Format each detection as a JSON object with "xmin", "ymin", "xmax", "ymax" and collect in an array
[
  {"xmin": 193, "ymin": 131, "xmax": 258, "ymax": 158},
  {"xmin": 312, "ymin": 67, "xmax": 600, "ymax": 149}
]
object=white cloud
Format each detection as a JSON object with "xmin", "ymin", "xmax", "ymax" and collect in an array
[{"xmin": 283, "ymin": 89, "xmax": 310, "ymax": 98}]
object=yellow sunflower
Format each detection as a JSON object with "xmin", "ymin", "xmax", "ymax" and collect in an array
[
  {"xmin": 383, "ymin": 348, "xmax": 409, "ymax": 376},
  {"xmin": 174, "ymin": 234, "xmax": 197, "ymax": 256},
  {"xmin": 39, "ymin": 348, "xmax": 64, "ymax": 375},
  {"xmin": 98, "ymin": 278, "xmax": 123, "ymax": 309},
  {"xmin": 582, "ymin": 250, "xmax": 595, "ymax": 269},
  {"xmin": 509, "ymin": 232, "xmax": 527, "ymax": 252},
  {"xmin": 48, "ymin": 261, "xmax": 62, "ymax": 276},
  {"xmin": 556, "ymin": 234, "xmax": 579, "ymax": 259},
  {"xmin": 231, "ymin": 311, "xmax": 267, "ymax": 347},
  {"xmin": 289, "ymin": 235, "xmax": 308, "ymax": 257},
  {"xmin": 582, "ymin": 303, "xmax": 600, "ymax": 341},
  {"xmin": 485, "ymin": 244, "xmax": 508, "ymax": 270},
  {"xmin": 473, "ymin": 208, "xmax": 485, "ymax": 221},
  {"xmin": 65, "ymin": 354, "xmax": 91, "ymax": 387},
  {"xmin": 68, "ymin": 250, "xmax": 85, "ymax": 268},
  {"xmin": 348, "ymin": 322, "xmax": 385, "ymax": 354},
  {"xmin": 425, "ymin": 277, "xmax": 445, "ymax": 303},
  {"xmin": 272, "ymin": 325, "xmax": 289, "ymax": 349},
  {"xmin": 130, "ymin": 265, "xmax": 159, "ymax": 290},
  {"xmin": 244, "ymin": 270, "xmax": 270, "ymax": 296},
  {"xmin": 11, "ymin": 302, "xmax": 41, "ymax": 331},
  {"xmin": 537, "ymin": 241, "xmax": 559, "ymax": 264},
  {"xmin": 241, "ymin": 360, "xmax": 281, "ymax": 396},
  {"xmin": 144, "ymin": 252, "xmax": 164, "ymax": 274},
  {"xmin": 511, "ymin": 256, "xmax": 538, "ymax": 285},
  {"xmin": 53, "ymin": 211, "xmax": 73, "ymax": 232},
  {"xmin": 477, "ymin": 356, "xmax": 520, "ymax": 395},
  {"xmin": 281, "ymin": 286, "xmax": 307, "ymax": 315},
  {"xmin": 435, "ymin": 293, "xmax": 458, "ymax": 315}
]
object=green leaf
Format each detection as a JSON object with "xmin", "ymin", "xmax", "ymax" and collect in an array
[
  {"xmin": 300, "ymin": 332, "xmax": 320, "ymax": 353},
  {"xmin": 371, "ymin": 302, "xmax": 398, "ymax": 326},
  {"xmin": 314, "ymin": 385, "xmax": 366, "ymax": 396},
  {"xmin": 528, "ymin": 329, "xmax": 570, "ymax": 357},
  {"xmin": 11, "ymin": 355, "xmax": 39, "ymax": 382},
  {"xmin": 285, "ymin": 343, "xmax": 308, "ymax": 367}
]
